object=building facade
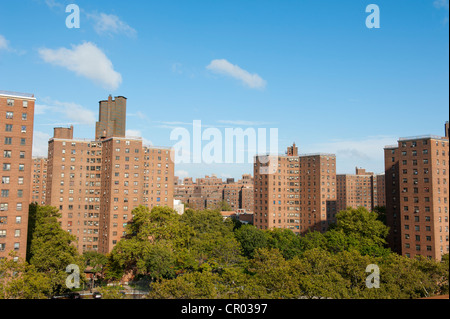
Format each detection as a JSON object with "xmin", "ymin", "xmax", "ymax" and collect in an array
[
  {"xmin": 46, "ymin": 96, "xmax": 175, "ymax": 254},
  {"xmin": 385, "ymin": 134, "xmax": 449, "ymax": 260},
  {"xmin": 46, "ymin": 128, "xmax": 103, "ymax": 253},
  {"xmin": 0, "ymin": 91, "xmax": 35, "ymax": 260},
  {"xmin": 336, "ymin": 167, "xmax": 386, "ymax": 213},
  {"xmin": 253, "ymin": 144, "xmax": 337, "ymax": 235},
  {"xmin": 30, "ymin": 157, "xmax": 48, "ymax": 205},
  {"xmin": 98, "ymin": 137, "xmax": 174, "ymax": 254},
  {"xmin": 174, "ymin": 174, "xmax": 254, "ymax": 213}
]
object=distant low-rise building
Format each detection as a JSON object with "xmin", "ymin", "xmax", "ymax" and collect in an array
[
  {"xmin": 336, "ymin": 167, "xmax": 386, "ymax": 212},
  {"xmin": 174, "ymin": 174, "xmax": 254, "ymax": 212}
]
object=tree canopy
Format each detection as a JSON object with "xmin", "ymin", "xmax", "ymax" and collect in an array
[{"xmin": 1, "ymin": 204, "xmax": 447, "ymax": 299}]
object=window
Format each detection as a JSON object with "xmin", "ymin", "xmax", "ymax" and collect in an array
[
  {"xmin": 21, "ymin": 126, "xmax": 26, "ymax": 133},
  {"xmin": 3, "ymin": 151, "xmax": 11, "ymax": 158},
  {"xmin": 7, "ymin": 99, "xmax": 14, "ymax": 106},
  {"xmin": 22, "ymin": 113, "xmax": 27, "ymax": 120},
  {"xmin": 1, "ymin": 177, "xmax": 10, "ymax": 184},
  {"xmin": 1, "ymin": 190, "xmax": 9, "ymax": 198},
  {"xmin": 5, "ymin": 124, "xmax": 12, "ymax": 132},
  {"xmin": 6, "ymin": 112, "xmax": 13, "ymax": 119},
  {"xmin": 19, "ymin": 164, "xmax": 24, "ymax": 171},
  {"xmin": 4, "ymin": 137, "xmax": 12, "ymax": 145},
  {"xmin": 23, "ymin": 101, "xmax": 28, "ymax": 108},
  {"xmin": 20, "ymin": 138, "xmax": 25, "ymax": 145}
]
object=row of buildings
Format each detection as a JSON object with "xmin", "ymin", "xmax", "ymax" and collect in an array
[
  {"xmin": 0, "ymin": 89, "xmax": 448, "ymax": 262},
  {"xmin": 174, "ymin": 173, "xmax": 254, "ymax": 212},
  {"xmin": 252, "ymin": 144, "xmax": 386, "ymax": 235},
  {"xmin": 1, "ymin": 92, "xmax": 174, "ymax": 259}
]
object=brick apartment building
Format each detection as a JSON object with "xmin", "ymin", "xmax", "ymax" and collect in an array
[
  {"xmin": 30, "ymin": 157, "xmax": 48, "ymax": 205},
  {"xmin": 336, "ymin": 167, "xmax": 386, "ymax": 213},
  {"xmin": 384, "ymin": 129, "xmax": 449, "ymax": 260},
  {"xmin": 0, "ymin": 91, "xmax": 35, "ymax": 260},
  {"xmin": 98, "ymin": 137, "xmax": 174, "ymax": 254},
  {"xmin": 174, "ymin": 174, "xmax": 254, "ymax": 212},
  {"xmin": 253, "ymin": 143, "xmax": 337, "ymax": 235},
  {"xmin": 45, "ymin": 95, "xmax": 174, "ymax": 254}
]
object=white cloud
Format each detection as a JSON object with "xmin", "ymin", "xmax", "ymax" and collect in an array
[
  {"xmin": 434, "ymin": 0, "xmax": 449, "ymax": 9},
  {"xmin": 38, "ymin": 42, "xmax": 122, "ymax": 90},
  {"xmin": 36, "ymin": 98, "xmax": 96, "ymax": 125},
  {"xmin": 172, "ymin": 63, "xmax": 183, "ymax": 74},
  {"xmin": 0, "ymin": 35, "xmax": 9, "ymax": 51},
  {"xmin": 220, "ymin": 173, "xmax": 233, "ymax": 179},
  {"xmin": 126, "ymin": 129, "xmax": 153, "ymax": 146},
  {"xmin": 217, "ymin": 120, "xmax": 273, "ymax": 126},
  {"xmin": 206, "ymin": 59, "xmax": 267, "ymax": 89},
  {"xmin": 88, "ymin": 13, "xmax": 137, "ymax": 38},
  {"xmin": 0, "ymin": 34, "xmax": 25, "ymax": 55},
  {"xmin": 127, "ymin": 111, "xmax": 147, "ymax": 120},
  {"xmin": 44, "ymin": 0, "xmax": 64, "ymax": 9},
  {"xmin": 126, "ymin": 129, "xmax": 141, "ymax": 137},
  {"xmin": 56, "ymin": 101, "xmax": 96, "ymax": 125},
  {"xmin": 175, "ymin": 170, "xmax": 190, "ymax": 180},
  {"xmin": 309, "ymin": 135, "xmax": 398, "ymax": 174},
  {"xmin": 33, "ymin": 131, "xmax": 51, "ymax": 157},
  {"xmin": 34, "ymin": 104, "xmax": 51, "ymax": 115}
]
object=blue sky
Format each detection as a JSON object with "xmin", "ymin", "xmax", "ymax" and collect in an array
[{"xmin": 0, "ymin": 0, "xmax": 448, "ymax": 180}]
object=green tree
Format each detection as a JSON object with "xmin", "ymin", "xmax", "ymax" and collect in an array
[
  {"xmin": 26, "ymin": 203, "xmax": 38, "ymax": 262},
  {"xmin": 247, "ymin": 248, "xmax": 300, "ymax": 298},
  {"xmin": 0, "ymin": 252, "xmax": 52, "ymax": 299},
  {"xmin": 140, "ymin": 240, "xmax": 177, "ymax": 280},
  {"xmin": 97, "ymin": 285, "xmax": 125, "ymax": 299},
  {"xmin": 328, "ymin": 206, "xmax": 391, "ymax": 256},
  {"xmin": 299, "ymin": 230, "xmax": 328, "ymax": 252},
  {"xmin": 180, "ymin": 209, "xmax": 245, "ymax": 270},
  {"xmin": 215, "ymin": 201, "xmax": 232, "ymax": 212},
  {"xmin": 28, "ymin": 205, "xmax": 85, "ymax": 295},
  {"xmin": 106, "ymin": 206, "xmax": 195, "ymax": 282},
  {"xmin": 265, "ymin": 228, "xmax": 303, "ymax": 259},
  {"xmin": 234, "ymin": 224, "xmax": 268, "ymax": 258},
  {"xmin": 331, "ymin": 207, "xmax": 389, "ymax": 246},
  {"xmin": 148, "ymin": 271, "xmax": 221, "ymax": 299},
  {"xmin": 83, "ymin": 251, "xmax": 108, "ymax": 275},
  {"xmin": 290, "ymin": 248, "xmax": 350, "ymax": 299},
  {"xmin": 373, "ymin": 205, "xmax": 387, "ymax": 225}
]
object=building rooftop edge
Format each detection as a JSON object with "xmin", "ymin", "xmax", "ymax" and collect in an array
[
  {"xmin": 398, "ymin": 135, "xmax": 448, "ymax": 141},
  {"xmin": 254, "ymin": 153, "xmax": 336, "ymax": 158},
  {"xmin": 0, "ymin": 90, "xmax": 36, "ymax": 100}
]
